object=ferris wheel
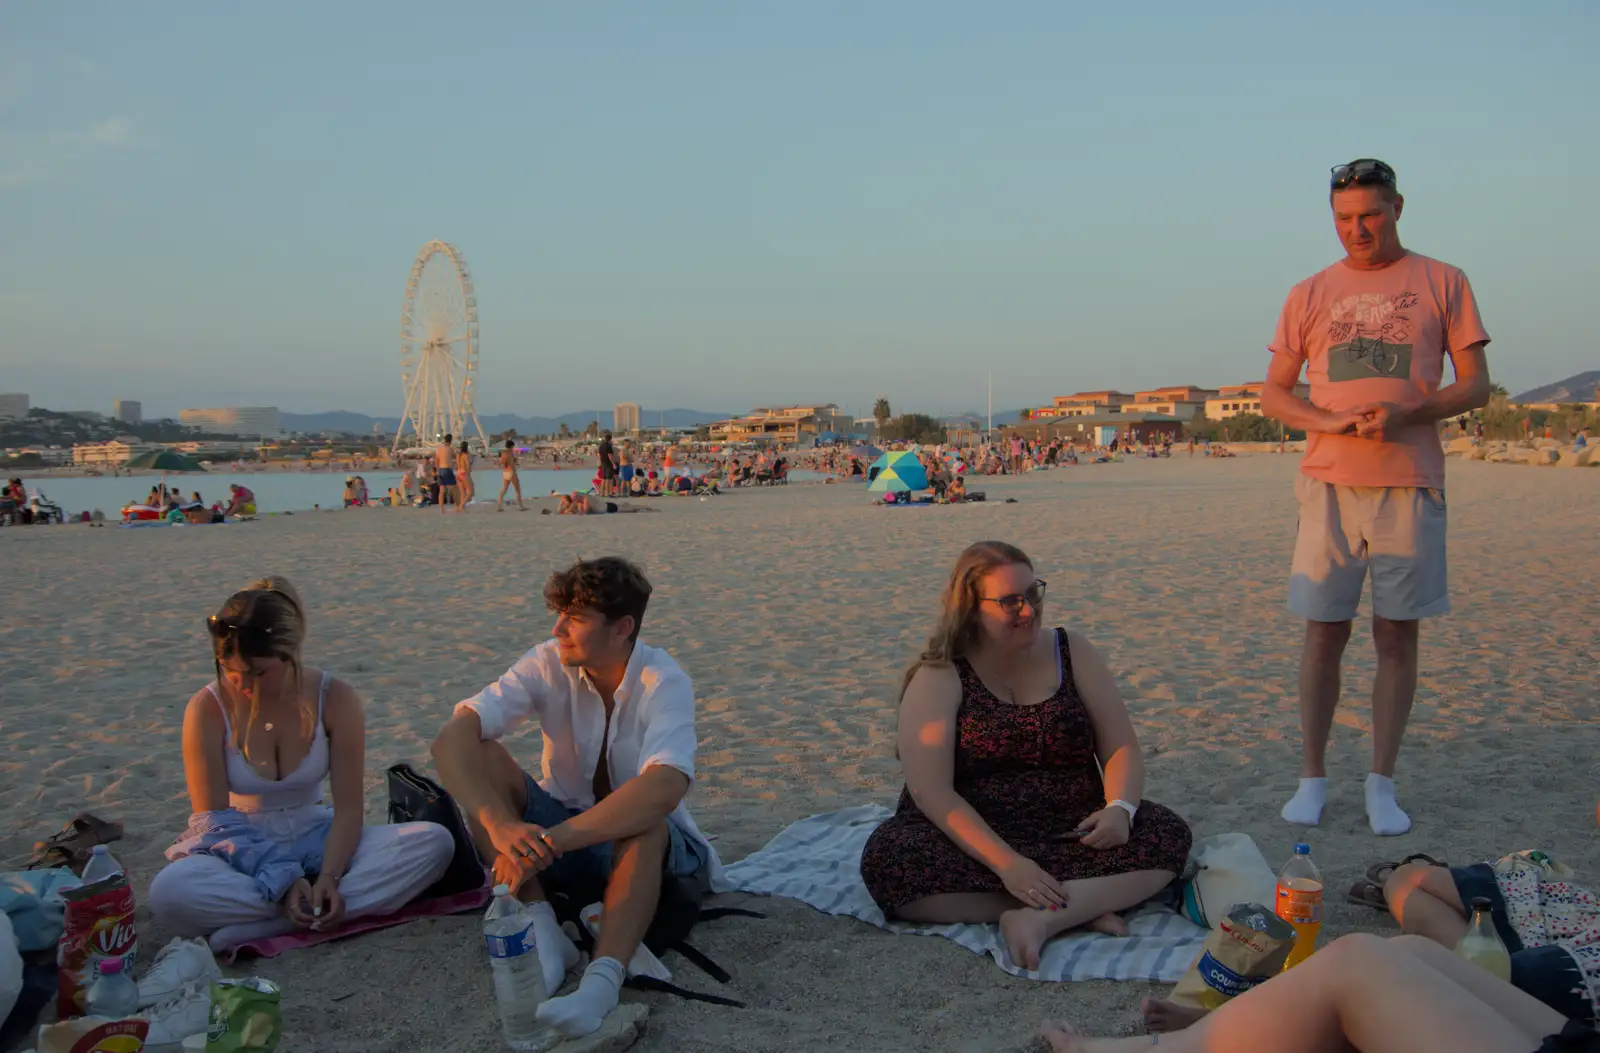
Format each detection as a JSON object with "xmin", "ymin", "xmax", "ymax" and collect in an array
[{"xmin": 394, "ymin": 240, "xmax": 488, "ymax": 454}]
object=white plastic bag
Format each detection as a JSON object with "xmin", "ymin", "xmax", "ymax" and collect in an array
[{"xmin": 1177, "ymin": 833, "xmax": 1277, "ymax": 929}]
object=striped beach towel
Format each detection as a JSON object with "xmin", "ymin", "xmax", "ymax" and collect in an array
[{"xmin": 725, "ymin": 804, "xmax": 1206, "ymax": 984}]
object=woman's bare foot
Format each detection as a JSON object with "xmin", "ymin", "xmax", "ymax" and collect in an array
[
  {"xmin": 1141, "ymin": 996, "xmax": 1208, "ymax": 1033},
  {"xmin": 1088, "ymin": 912, "xmax": 1129, "ymax": 936},
  {"xmin": 1000, "ymin": 907, "xmax": 1059, "ymax": 971},
  {"xmin": 1039, "ymin": 1020, "xmax": 1088, "ymax": 1053}
]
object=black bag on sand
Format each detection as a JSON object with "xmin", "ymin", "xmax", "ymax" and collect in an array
[
  {"xmin": 545, "ymin": 870, "xmax": 764, "ymax": 1008},
  {"xmin": 385, "ymin": 763, "xmax": 487, "ymax": 898}
]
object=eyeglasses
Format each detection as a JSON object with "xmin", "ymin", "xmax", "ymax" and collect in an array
[
  {"xmin": 206, "ymin": 614, "xmax": 276, "ymax": 654},
  {"xmin": 1330, "ymin": 158, "xmax": 1396, "ymax": 191},
  {"xmin": 980, "ymin": 580, "xmax": 1047, "ymax": 615}
]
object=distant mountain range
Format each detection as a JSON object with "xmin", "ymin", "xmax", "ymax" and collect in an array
[
  {"xmin": 280, "ymin": 408, "xmax": 732, "ymax": 437},
  {"xmin": 1513, "ymin": 371, "xmax": 1600, "ymax": 404}
]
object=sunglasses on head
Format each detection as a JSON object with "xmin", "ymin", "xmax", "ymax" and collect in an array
[
  {"xmin": 1330, "ymin": 158, "xmax": 1396, "ymax": 191},
  {"xmin": 206, "ymin": 614, "xmax": 276, "ymax": 654},
  {"xmin": 981, "ymin": 580, "xmax": 1047, "ymax": 615}
]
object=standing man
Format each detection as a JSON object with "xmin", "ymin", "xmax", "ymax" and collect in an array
[
  {"xmin": 1261, "ymin": 159, "xmax": 1491, "ymax": 836},
  {"xmin": 596, "ymin": 431, "xmax": 617, "ymax": 497},
  {"xmin": 432, "ymin": 557, "xmax": 721, "ymax": 1040},
  {"xmin": 434, "ymin": 433, "xmax": 457, "ymax": 513}
]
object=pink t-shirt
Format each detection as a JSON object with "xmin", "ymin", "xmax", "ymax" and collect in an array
[{"xmin": 1270, "ymin": 252, "xmax": 1490, "ymax": 489}]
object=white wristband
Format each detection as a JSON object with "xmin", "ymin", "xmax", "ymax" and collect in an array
[{"xmin": 1109, "ymin": 799, "xmax": 1139, "ymax": 822}]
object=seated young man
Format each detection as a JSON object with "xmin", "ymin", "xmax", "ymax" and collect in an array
[{"xmin": 431, "ymin": 557, "xmax": 722, "ymax": 1040}]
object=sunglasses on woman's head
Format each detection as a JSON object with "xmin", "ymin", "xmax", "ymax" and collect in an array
[
  {"xmin": 980, "ymin": 580, "xmax": 1047, "ymax": 615},
  {"xmin": 206, "ymin": 614, "xmax": 276, "ymax": 654}
]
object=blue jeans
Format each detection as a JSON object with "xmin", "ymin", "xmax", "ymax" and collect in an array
[{"xmin": 520, "ymin": 774, "xmax": 706, "ymax": 891}]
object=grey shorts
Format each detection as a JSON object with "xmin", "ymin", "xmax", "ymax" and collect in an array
[{"xmin": 1288, "ymin": 475, "xmax": 1449, "ymax": 622}]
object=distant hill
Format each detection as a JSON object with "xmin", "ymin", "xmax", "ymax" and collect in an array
[
  {"xmin": 279, "ymin": 408, "xmax": 732, "ymax": 437},
  {"xmin": 1513, "ymin": 371, "xmax": 1600, "ymax": 404}
]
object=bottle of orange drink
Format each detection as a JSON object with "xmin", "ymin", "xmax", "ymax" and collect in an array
[{"xmin": 1275, "ymin": 843, "xmax": 1323, "ymax": 970}]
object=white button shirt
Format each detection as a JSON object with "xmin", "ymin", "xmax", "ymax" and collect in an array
[{"xmin": 456, "ymin": 639, "xmax": 725, "ymax": 889}]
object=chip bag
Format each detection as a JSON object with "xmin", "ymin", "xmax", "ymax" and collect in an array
[
  {"xmin": 1169, "ymin": 902, "xmax": 1297, "ymax": 1009},
  {"xmin": 36, "ymin": 1016, "xmax": 149, "ymax": 1053},
  {"xmin": 207, "ymin": 978, "xmax": 282, "ymax": 1052},
  {"xmin": 57, "ymin": 874, "xmax": 137, "ymax": 1018}
]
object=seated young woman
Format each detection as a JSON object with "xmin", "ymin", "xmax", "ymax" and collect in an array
[
  {"xmin": 148, "ymin": 577, "xmax": 454, "ymax": 950},
  {"xmin": 859, "ymin": 541, "xmax": 1192, "ymax": 971}
]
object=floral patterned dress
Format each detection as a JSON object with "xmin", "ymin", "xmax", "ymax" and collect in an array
[{"xmin": 860, "ymin": 627, "xmax": 1192, "ymax": 914}]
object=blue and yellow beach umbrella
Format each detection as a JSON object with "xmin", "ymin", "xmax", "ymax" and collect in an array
[{"xmin": 866, "ymin": 450, "xmax": 929, "ymax": 493}]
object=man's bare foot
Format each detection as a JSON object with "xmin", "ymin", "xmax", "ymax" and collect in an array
[
  {"xmin": 1039, "ymin": 1020, "xmax": 1088, "ymax": 1053},
  {"xmin": 1088, "ymin": 912, "xmax": 1129, "ymax": 936},
  {"xmin": 1141, "ymin": 997, "xmax": 1208, "ymax": 1033},
  {"xmin": 1000, "ymin": 907, "xmax": 1059, "ymax": 971}
]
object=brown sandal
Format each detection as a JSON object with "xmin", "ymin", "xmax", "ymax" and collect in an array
[
  {"xmin": 1364, "ymin": 853, "xmax": 1447, "ymax": 887},
  {"xmin": 1347, "ymin": 879, "xmax": 1389, "ymax": 911},
  {"xmin": 26, "ymin": 812, "xmax": 125, "ymax": 872}
]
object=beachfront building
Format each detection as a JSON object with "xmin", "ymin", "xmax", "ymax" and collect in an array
[
  {"xmin": 114, "ymin": 399, "xmax": 142, "ymax": 425},
  {"xmin": 179, "ymin": 406, "xmax": 282, "ymax": 438},
  {"xmin": 1204, "ymin": 382, "xmax": 1306, "ymax": 420},
  {"xmin": 1005, "ymin": 412, "xmax": 1185, "ymax": 447},
  {"xmin": 1125, "ymin": 385, "xmax": 1219, "ymax": 421},
  {"xmin": 0, "ymin": 393, "xmax": 30, "ymax": 419},
  {"xmin": 613, "ymin": 402, "xmax": 641, "ymax": 435},
  {"xmin": 709, "ymin": 403, "xmax": 854, "ymax": 444},
  {"xmin": 72, "ymin": 439, "xmax": 156, "ymax": 467},
  {"xmin": 1049, "ymin": 391, "xmax": 1134, "ymax": 417}
]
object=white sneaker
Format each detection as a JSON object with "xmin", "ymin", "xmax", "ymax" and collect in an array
[
  {"xmin": 139, "ymin": 982, "xmax": 212, "ymax": 1046},
  {"xmin": 138, "ymin": 937, "xmax": 221, "ymax": 1008}
]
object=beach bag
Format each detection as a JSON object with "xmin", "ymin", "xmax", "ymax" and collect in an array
[
  {"xmin": 544, "ymin": 870, "xmax": 762, "ymax": 1007},
  {"xmin": 384, "ymin": 764, "xmax": 486, "ymax": 898},
  {"xmin": 1177, "ymin": 833, "xmax": 1277, "ymax": 929}
]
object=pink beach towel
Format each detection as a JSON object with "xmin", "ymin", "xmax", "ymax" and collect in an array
[{"xmin": 218, "ymin": 885, "xmax": 490, "ymax": 962}]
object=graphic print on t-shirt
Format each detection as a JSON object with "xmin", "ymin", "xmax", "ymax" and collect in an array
[{"xmin": 1325, "ymin": 290, "xmax": 1420, "ymax": 383}]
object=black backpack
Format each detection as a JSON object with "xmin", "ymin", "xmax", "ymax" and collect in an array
[
  {"xmin": 543, "ymin": 870, "xmax": 763, "ymax": 1008},
  {"xmin": 385, "ymin": 763, "xmax": 488, "ymax": 898}
]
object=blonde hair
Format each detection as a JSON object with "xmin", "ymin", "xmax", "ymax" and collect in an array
[
  {"xmin": 210, "ymin": 575, "xmax": 314, "ymax": 759},
  {"xmin": 899, "ymin": 541, "xmax": 1033, "ymax": 702}
]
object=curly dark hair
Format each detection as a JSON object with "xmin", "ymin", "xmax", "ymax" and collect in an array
[{"xmin": 543, "ymin": 556, "xmax": 652, "ymax": 642}]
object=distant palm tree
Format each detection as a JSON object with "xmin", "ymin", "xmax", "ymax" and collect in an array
[
  {"xmin": 1018, "ymin": 408, "xmax": 1032, "ymax": 423},
  {"xmin": 558, "ymin": 422, "xmax": 571, "ymax": 438},
  {"xmin": 1488, "ymin": 382, "xmax": 1509, "ymax": 399},
  {"xmin": 873, "ymin": 397, "xmax": 892, "ymax": 435}
]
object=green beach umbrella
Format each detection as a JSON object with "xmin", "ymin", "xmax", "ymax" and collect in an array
[{"xmin": 866, "ymin": 450, "xmax": 929, "ymax": 493}]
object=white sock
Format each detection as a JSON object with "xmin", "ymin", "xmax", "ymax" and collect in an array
[
  {"xmin": 1365, "ymin": 773, "xmax": 1412, "ymax": 836},
  {"xmin": 1281, "ymin": 777, "xmax": 1327, "ymax": 826},
  {"xmin": 536, "ymin": 956, "xmax": 624, "ymax": 1039},
  {"xmin": 525, "ymin": 901, "xmax": 580, "ymax": 996}
]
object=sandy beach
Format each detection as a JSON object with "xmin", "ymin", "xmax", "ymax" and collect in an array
[{"xmin": 3, "ymin": 455, "xmax": 1596, "ymax": 1052}]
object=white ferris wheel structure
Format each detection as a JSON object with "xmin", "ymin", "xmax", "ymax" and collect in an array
[{"xmin": 393, "ymin": 240, "xmax": 489, "ymax": 455}]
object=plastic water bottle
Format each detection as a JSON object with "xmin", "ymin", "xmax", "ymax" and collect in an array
[
  {"xmin": 483, "ymin": 884, "xmax": 552, "ymax": 1051},
  {"xmin": 80, "ymin": 844, "xmax": 124, "ymax": 886},
  {"xmin": 1455, "ymin": 897, "xmax": 1513, "ymax": 981},
  {"xmin": 86, "ymin": 958, "xmax": 139, "ymax": 1018},
  {"xmin": 1275, "ymin": 843, "xmax": 1323, "ymax": 970}
]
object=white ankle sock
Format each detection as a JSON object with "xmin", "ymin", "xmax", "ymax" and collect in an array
[
  {"xmin": 1365, "ymin": 773, "xmax": 1412, "ymax": 836},
  {"xmin": 1281, "ymin": 777, "xmax": 1327, "ymax": 826},
  {"xmin": 525, "ymin": 901, "xmax": 580, "ymax": 996},
  {"xmin": 537, "ymin": 956, "xmax": 625, "ymax": 1038}
]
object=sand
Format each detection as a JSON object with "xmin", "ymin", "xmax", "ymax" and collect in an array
[{"xmin": 2, "ymin": 455, "xmax": 1597, "ymax": 1052}]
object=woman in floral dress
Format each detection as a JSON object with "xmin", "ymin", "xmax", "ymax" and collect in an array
[{"xmin": 859, "ymin": 540, "xmax": 1192, "ymax": 971}]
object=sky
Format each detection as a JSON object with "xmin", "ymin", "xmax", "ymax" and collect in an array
[{"xmin": 1, "ymin": 1, "xmax": 1596, "ymax": 420}]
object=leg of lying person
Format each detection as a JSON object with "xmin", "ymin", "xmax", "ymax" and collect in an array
[
  {"xmin": 1041, "ymin": 933, "xmax": 1558, "ymax": 1053},
  {"xmin": 1384, "ymin": 861, "xmax": 1470, "ymax": 946},
  {"xmin": 537, "ymin": 820, "xmax": 671, "ymax": 1039}
]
